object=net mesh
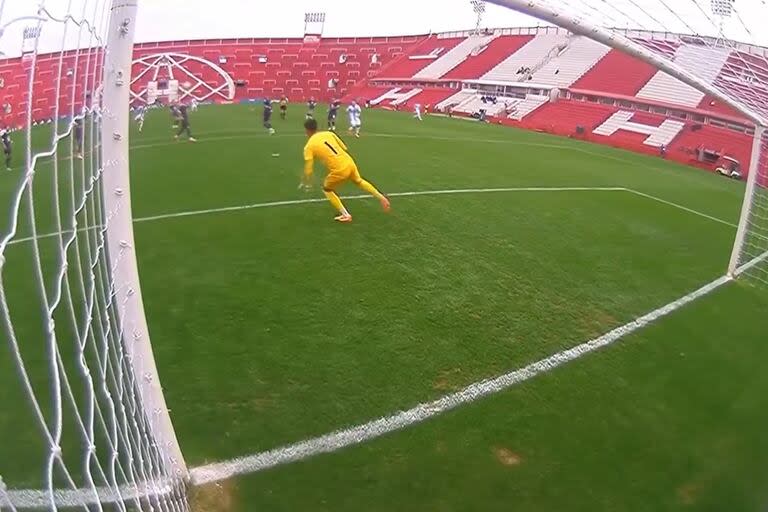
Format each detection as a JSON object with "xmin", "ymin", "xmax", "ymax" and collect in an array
[
  {"xmin": 0, "ymin": 1, "xmax": 188, "ymax": 510},
  {"xmin": 491, "ymin": 0, "xmax": 768, "ymax": 283},
  {"xmin": 734, "ymin": 132, "xmax": 768, "ymax": 283}
]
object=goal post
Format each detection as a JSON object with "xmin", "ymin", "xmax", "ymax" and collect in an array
[
  {"xmin": 101, "ymin": 0, "xmax": 188, "ymax": 482},
  {"xmin": 486, "ymin": 0, "xmax": 768, "ymax": 285},
  {"xmin": 0, "ymin": 0, "xmax": 188, "ymax": 509},
  {"xmin": 728, "ymin": 127, "xmax": 768, "ymax": 281}
]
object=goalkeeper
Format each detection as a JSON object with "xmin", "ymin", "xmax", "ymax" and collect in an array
[{"xmin": 301, "ymin": 118, "xmax": 389, "ymax": 223}]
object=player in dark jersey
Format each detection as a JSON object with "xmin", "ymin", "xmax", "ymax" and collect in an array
[
  {"xmin": 74, "ymin": 117, "xmax": 84, "ymax": 159},
  {"xmin": 306, "ymin": 97, "xmax": 317, "ymax": 119},
  {"xmin": 279, "ymin": 96, "xmax": 288, "ymax": 120},
  {"xmin": 1, "ymin": 128, "xmax": 11, "ymax": 171},
  {"xmin": 170, "ymin": 103, "xmax": 181, "ymax": 128},
  {"xmin": 327, "ymin": 99, "xmax": 341, "ymax": 131},
  {"xmin": 173, "ymin": 104, "xmax": 197, "ymax": 142},
  {"xmin": 263, "ymin": 99, "xmax": 275, "ymax": 135}
]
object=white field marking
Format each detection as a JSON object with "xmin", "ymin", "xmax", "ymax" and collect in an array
[
  {"xmin": 6, "ymin": 188, "xmax": 622, "ymax": 245},
  {"xmin": 134, "ymin": 186, "xmax": 624, "ymax": 223},
  {"xmin": 5, "ymin": 186, "xmax": 737, "ymax": 248},
  {"xmin": 734, "ymin": 248, "xmax": 768, "ymax": 277},
  {"xmin": 3, "ymin": 480, "xmax": 178, "ymax": 509},
  {"xmin": 188, "ymin": 274, "xmax": 732, "ymax": 485},
  {"xmin": 5, "ymin": 273, "xmax": 733, "ymax": 507},
  {"xmin": 626, "ymin": 189, "xmax": 738, "ymax": 228}
]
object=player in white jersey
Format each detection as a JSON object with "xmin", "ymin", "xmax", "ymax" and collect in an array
[
  {"xmin": 414, "ymin": 103, "xmax": 423, "ymax": 121},
  {"xmin": 190, "ymin": 99, "xmax": 199, "ymax": 112},
  {"xmin": 347, "ymin": 101, "xmax": 362, "ymax": 138},
  {"xmin": 134, "ymin": 104, "xmax": 146, "ymax": 132}
]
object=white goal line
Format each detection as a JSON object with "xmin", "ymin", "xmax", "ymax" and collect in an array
[
  {"xmin": 189, "ymin": 273, "xmax": 732, "ymax": 484},
  {"xmin": 5, "ymin": 271, "xmax": 736, "ymax": 507}
]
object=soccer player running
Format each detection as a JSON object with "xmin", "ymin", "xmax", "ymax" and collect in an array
[
  {"xmin": 170, "ymin": 103, "xmax": 181, "ymax": 128},
  {"xmin": 134, "ymin": 103, "xmax": 146, "ymax": 132},
  {"xmin": 347, "ymin": 100, "xmax": 362, "ymax": 138},
  {"xmin": 74, "ymin": 117, "xmax": 84, "ymax": 159},
  {"xmin": 1, "ymin": 127, "xmax": 11, "ymax": 171},
  {"xmin": 306, "ymin": 97, "xmax": 317, "ymax": 119},
  {"xmin": 327, "ymin": 98, "xmax": 341, "ymax": 131},
  {"xmin": 173, "ymin": 104, "xmax": 197, "ymax": 142},
  {"xmin": 301, "ymin": 118, "xmax": 389, "ymax": 223},
  {"xmin": 263, "ymin": 99, "xmax": 275, "ymax": 135},
  {"xmin": 414, "ymin": 103, "xmax": 423, "ymax": 121},
  {"xmin": 279, "ymin": 96, "xmax": 288, "ymax": 120}
]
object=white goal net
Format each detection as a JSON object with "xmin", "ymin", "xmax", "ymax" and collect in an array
[
  {"xmin": 0, "ymin": 1, "xmax": 187, "ymax": 510},
  {"xmin": 1, "ymin": 0, "xmax": 767, "ymax": 509},
  {"xmin": 488, "ymin": 0, "xmax": 768, "ymax": 285}
]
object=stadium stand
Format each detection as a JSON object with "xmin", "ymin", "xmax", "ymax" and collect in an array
[
  {"xmin": 527, "ymin": 36, "xmax": 611, "ymax": 87},
  {"xmin": 442, "ymin": 35, "xmax": 533, "ymax": 80},
  {"xmin": 378, "ymin": 36, "xmax": 466, "ymax": 78},
  {"xmin": 482, "ymin": 33, "xmax": 570, "ymax": 82},
  {"xmin": 571, "ymin": 49, "xmax": 659, "ymax": 96},
  {"xmin": 413, "ymin": 34, "xmax": 497, "ymax": 79},
  {"xmin": 1, "ymin": 27, "xmax": 761, "ymax": 177},
  {"xmin": 636, "ymin": 44, "xmax": 732, "ymax": 107}
]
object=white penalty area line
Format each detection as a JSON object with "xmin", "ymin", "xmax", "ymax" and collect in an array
[
  {"xmin": 5, "ymin": 186, "xmax": 737, "ymax": 248},
  {"xmin": 134, "ymin": 186, "xmax": 625, "ymax": 223},
  {"xmin": 188, "ymin": 273, "xmax": 732, "ymax": 485}
]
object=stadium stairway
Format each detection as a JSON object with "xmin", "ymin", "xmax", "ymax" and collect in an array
[
  {"xmin": 413, "ymin": 33, "xmax": 497, "ymax": 80},
  {"xmin": 454, "ymin": 95, "xmax": 518, "ymax": 116},
  {"xmin": 376, "ymin": 36, "xmax": 466, "ymax": 79},
  {"xmin": 436, "ymin": 89, "xmax": 476, "ymax": 111},
  {"xmin": 442, "ymin": 35, "xmax": 533, "ymax": 80},
  {"xmin": 481, "ymin": 33, "xmax": 570, "ymax": 83},
  {"xmin": 508, "ymin": 94, "xmax": 550, "ymax": 120},
  {"xmin": 528, "ymin": 36, "xmax": 611, "ymax": 88}
]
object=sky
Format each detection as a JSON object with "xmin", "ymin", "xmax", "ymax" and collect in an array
[{"xmin": 0, "ymin": 0, "xmax": 767, "ymax": 57}]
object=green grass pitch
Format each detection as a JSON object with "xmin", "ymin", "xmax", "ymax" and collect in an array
[{"xmin": 1, "ymin": 104, "xmax": 767, "ymax": 511}]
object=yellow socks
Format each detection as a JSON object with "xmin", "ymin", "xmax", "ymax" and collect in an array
[
  {"xmin": 356, "ymin": 179, "xmax": 384, "ymax": 200},
  {"xmin": 324, "ymin": 190, "xmax": 350, "ymax": 216}
]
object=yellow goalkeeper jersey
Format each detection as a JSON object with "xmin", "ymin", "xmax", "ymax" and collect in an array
[{"xmin": 303, "ymin": 131, "xmax": 355, "ymax": 177}]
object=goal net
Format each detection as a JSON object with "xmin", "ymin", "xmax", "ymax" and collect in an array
[
  {"xmin": 0, "ymin": 1, "xmax": 187, "ymax": 510},
  {"xmin": 487, "ymin": 0, "xmax": 768, "ymax": 285}
]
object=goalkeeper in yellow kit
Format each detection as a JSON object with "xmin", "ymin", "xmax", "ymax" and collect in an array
[{"xmin": 301, "ymin": 118, "xmax": 390, "ymax": 223}]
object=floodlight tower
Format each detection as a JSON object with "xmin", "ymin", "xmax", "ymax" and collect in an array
[
  {"xmin": 471, "ymin": 0, "xmax": 486, "ymax": 35},
  {"xmin": 304, "ymin": 11, "xmax": 326, "ymax": 38},
  {"xmin": 710, "ymin": 0, "xmax": 734, "ymax": 45}
]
